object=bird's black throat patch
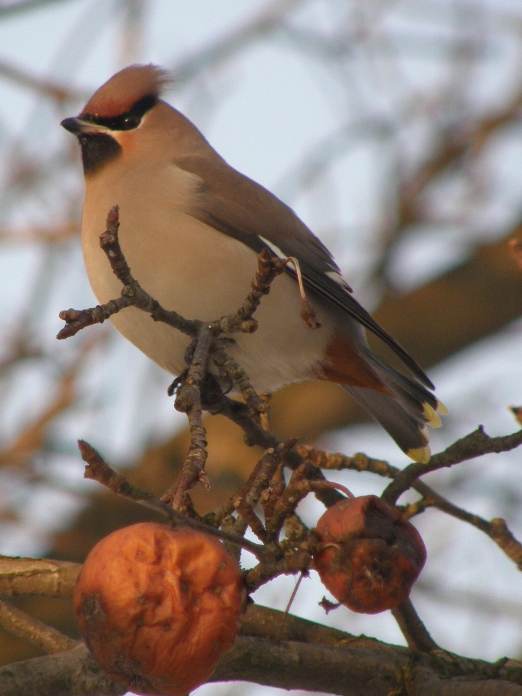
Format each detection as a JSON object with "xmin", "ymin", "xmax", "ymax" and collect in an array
[{"xmin": 79, "ymin": 133, "xmax": 122, "ymax": 176}]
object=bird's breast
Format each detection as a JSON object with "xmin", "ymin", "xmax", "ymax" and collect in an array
[{"xmin": 81, "ymin": 161, "xmax": 336, "ymax": 392}]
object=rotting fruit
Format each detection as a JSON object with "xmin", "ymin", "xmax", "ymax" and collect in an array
[
  {"xmin": 313, "ymin": 495, "xmax": 426, "ymax": 614},
  {"xmin": 74, "ymin": 522, "xmax": 245, "ymax": 695}
]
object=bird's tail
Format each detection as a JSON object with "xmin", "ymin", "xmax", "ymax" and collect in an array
[{"xmin": 343, "ymin": 352, "xmax": 446, "ymax": 463}]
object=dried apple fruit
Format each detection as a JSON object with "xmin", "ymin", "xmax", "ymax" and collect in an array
[
  {"xmin": 314, "ymin": 495, "xmax": 426, "ymax": 614},
  {"xmin": 74, "ymin": 522, "xmax": 245, "ymax": 695}
]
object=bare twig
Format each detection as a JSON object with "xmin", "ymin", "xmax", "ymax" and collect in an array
[
  {"xmin": 210, "ymin": 247, "xmax": 287, "ymax": 335},
  {"xmin": 58, "ymin": 208, "xmax": 289, "ymax": 345},
  {"xmin": 297, "ymin": 440, "xmax": 522, "ymax": 570},
  {"xmin": 57, "ymin": 207, "xmax": 199, "ymax": 340},
  {"xmin": 164, "ymin": 246, "xmax": 289, "ymax": 504},
  {"xmin": 240, "ymin": 440, "xmax": 297, "ymax": 542},
  {"xmin": 77, "ymin": 440, "xmax": 324, "ymax": 591},
  {"xmin": 212, "ymin": 346, "xmax": 268, "ymax": 417},
  {"xmin": 297, "ymin": 432, "xmax": 522, "ymax": 649},
  {"xmin": 57, "ymin": 296, "xmax": 136, "ymax": 339},
  {"xmin": 77, "ymin": 439, "xmax": 264, "ymax": 559},
  {"xmin": 264, "ymin": 460, "xmax": 344, "ymax": 542},
  {"xmin": 0, "ymin": 557, "xmax": 80, "ymax": 597},
  {"xmin": 297, "ymin": 445, "xmax": 397, "ymax": 478},
  {"xmin": 391, "ymin": 599, "xmax": 439, "ymax": 653},
  {"xmin": 163, "ymin": 324, "xmax": 213, "ymax": 509},
  {"xmin": 58, "ymin": 207, "xmax": 315, "ymax": 507},
  {"xmin": 244, "ymin": 546, "xmax": 313, "ymax": 593},
  {"xmin": 381, "ymin": 426, "xmax": 522, "ymax": 505},
  {"xmin": 206, "ymin": 395, "xmax": 345, "ymax": 508},
  {"xmin": 212, "ymin": 442, "xmax": 292, "ymax": 536},
  {"xmin": 0, "ymin": 597, "xmax": 79, "ymax": 654}
]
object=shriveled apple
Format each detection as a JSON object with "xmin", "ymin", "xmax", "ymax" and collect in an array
[
  {"xmin": 314, "ymin": 495, "xmax": 426, "ymax": 614},
  {"xmin": 74, "ymin": 522, "xmax": 245, "ymax": 695}
]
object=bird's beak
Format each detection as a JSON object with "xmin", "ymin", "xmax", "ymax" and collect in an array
[{"xmin": 61, "ymin": 117, "xmax": 107, "ymax": 136}]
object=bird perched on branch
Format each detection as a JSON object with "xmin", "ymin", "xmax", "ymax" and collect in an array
[{"xmin": 62, "ymin": 64, "xmax": 445, "ymax": 463}]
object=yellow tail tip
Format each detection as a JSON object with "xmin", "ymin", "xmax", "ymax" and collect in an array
[
  {"xmin": 423, "ymin": 403, "xmax": 443, "ymax": 428},
  {"xmin": 407, "ymin": 445, "xmax": 431, "ymax": 464},
  {"xmin": 436, "ymin": 399, "xmax": 448, "ymax": 416}
]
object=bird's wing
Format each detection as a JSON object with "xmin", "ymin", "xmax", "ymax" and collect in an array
[{"xmin": 176, "ymin": 154, "xmax": 433, "ymax": 389}]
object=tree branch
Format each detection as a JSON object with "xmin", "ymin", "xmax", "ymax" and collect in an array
[
  {"xmin": 76, "ymin": 439, "xmax": 264, "ymax": 560},
  {"xmin": 299, "ymin": 435, "xmax": 522, "ymax": 570},
  {"xmin": 381, "ymin": 426, "xmax": 522, "ymax": 505},
  {"xmin": 2, "ymin": 608, "xmax": 522, "ymax": 696},
  {"xmin": 0, "ymin": 557, "xmax": 79, "ymax": 598},
  {"xmin": 0, "ymin": 599, "xmax": 79, "ymax": 654}
]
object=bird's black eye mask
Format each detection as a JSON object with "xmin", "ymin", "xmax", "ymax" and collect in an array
[{"xmin": 82, "ymin": 94, "xmax": 158, "ymax": 132}]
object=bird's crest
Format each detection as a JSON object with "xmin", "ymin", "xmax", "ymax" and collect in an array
[{"xmin": 80, "ymin": 64, "xmax": 171, "ymax": 118}]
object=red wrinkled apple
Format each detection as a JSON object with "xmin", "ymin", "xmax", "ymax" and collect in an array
[
  {"xmin": 314, "ymin": 495, "xmax": 426, "ymax": 614},
  {"xmin": 74, "ymin": 522, "xmax": 245, "ymax": 695}
]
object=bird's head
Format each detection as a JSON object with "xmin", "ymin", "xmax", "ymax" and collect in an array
[{"xmin": 61, "ymin": 64, "xmax": 171, "ymax": 176}]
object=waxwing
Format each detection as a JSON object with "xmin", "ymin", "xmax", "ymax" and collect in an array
[{"xmin": 62, "ymin": 64, "xmax": 445, "ymax": 462}]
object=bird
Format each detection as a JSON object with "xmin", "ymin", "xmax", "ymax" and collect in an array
[{"xmin": 61, "ymin": 64, "xmax": 445, "ymax": 464}]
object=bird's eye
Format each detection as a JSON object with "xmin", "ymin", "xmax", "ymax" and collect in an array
[{"xmin": 121, "ymin": 114, "xmax": 140, "ymax": 130}]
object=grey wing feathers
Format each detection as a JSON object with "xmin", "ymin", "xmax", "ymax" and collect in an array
[{"xmin": 178, "ymin": 154, "xmax": 434, "ymax": 390}]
